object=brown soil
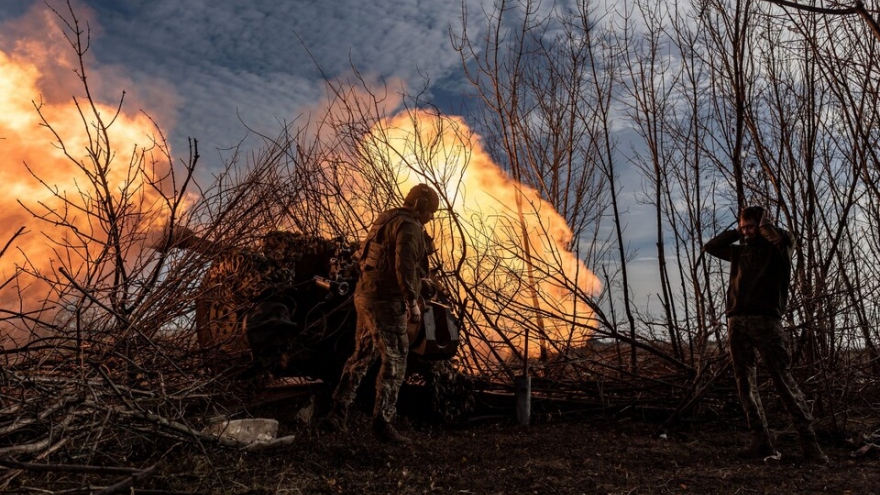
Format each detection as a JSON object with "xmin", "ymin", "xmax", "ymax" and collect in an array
[
  {"xmin": 156, "ymin": 397, "xmax": 879, "ymax": 495},
  {"xmin": 9, "ymin": 388, "xmax": 880, "ymax": 494}
]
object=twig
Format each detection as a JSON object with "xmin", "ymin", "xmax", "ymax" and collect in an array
[
  {"xmin": 0, "ymin": 458, "xmax": 142, "ymax": 475},
  {"xmin": 0, "ymin": 227, "xmax": 25, "ymax": 259},
  {"xmin": 92, "ymin": 464, "xmax": 158, "ymax": 495},
  {"xmin": 241, "ymin": 435, "xmax": 300, "ymax": 451},
  {"xmin": 120, "ymin": 409, "xmax": 257, "ymax": 449},
  {"xmin": 0, "ymin": 438, "xmax": 52, "ymax": 457},
  {"xmin": 0, "ymin": 438, "xmax": 68, "ymax": 489}
]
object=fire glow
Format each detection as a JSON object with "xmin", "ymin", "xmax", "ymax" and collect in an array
[
  {"xmin": 1, "ymin": 3, "xmax": 599, "ymax": 363},
  {"xmin": 0, "ymin": 5, "xmax": 173, "ymax": 325},
  {"xmin": 359, "ymin": 111, "xmax": 602, "ymax": 358}
]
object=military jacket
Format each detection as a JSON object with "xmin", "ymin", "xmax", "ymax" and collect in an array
[
  {"xmin": 704, "ymin": 225, "xmax": 794, "ymax": 318},
  {"xmin": 356, "ymin": 208, "xmax": 428, "ymax": 302}
]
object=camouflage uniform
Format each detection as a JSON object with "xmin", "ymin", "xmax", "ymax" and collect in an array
[
  {"xmin": 727, "ymin": 315, "xmax": 815, "ymax": 437},
  {"xmin": 331, "ymin": 208, "xmax": 428, "ymax": 424},
  {"xmin": 705, "ymin": 220, "xmax": 825, "ymax": 461}
]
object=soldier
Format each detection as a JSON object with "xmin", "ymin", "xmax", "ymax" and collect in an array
[
  {"xmin": 704, "ymin": 206, "xmax": 828, "ymax": 464},
  {"xmin": 323, "ymin": 184, "xmax": 440, "ymax": 444}
]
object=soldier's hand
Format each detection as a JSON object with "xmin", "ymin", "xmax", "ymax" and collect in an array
[
  {"xmin": 760, "ymin": 210, "xmax": 773, "ymax": 227},
  {"xmin": 406, "ymin": 299, "xmax": 421, "ymax": 325}
]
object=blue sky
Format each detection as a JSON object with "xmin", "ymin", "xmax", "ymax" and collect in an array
[
  {"xmin": 0, "ymin": 0, "xmax": 486, "ymax": 164},
  {"xmin": 0, "ymin": 0, "xmax": 668, "ymax": 311}
]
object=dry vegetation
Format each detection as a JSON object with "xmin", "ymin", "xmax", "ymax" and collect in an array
[{"xmin": 3, "ymin": 0, "xmax": 880, "ymax": 493}]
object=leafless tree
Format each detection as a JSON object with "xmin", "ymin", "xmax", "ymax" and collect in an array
[{"xmin": 8, "ymin": 0, "xmax": 880, "ymax": 490}]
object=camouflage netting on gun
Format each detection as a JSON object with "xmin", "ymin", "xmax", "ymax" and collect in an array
[{"xmin": 195, "ymin": 247, "xmax": 298, "ymax": 356}]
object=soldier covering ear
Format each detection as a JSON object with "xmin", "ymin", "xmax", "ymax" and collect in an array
[{"xmin": 705, "ymin": 204, "xmax": 827, "ymax": 463}]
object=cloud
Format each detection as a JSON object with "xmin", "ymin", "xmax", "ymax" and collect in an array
[
  {"xmin": 0, "ymin": 2, "xmax": 176, "ymax": 322},
  {"xmin": 51, "ymin": 0, "xmax": 490, "ymax": 160}
]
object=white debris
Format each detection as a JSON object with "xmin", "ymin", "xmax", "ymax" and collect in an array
[{"xmin": 204, "ymin": 418, "xmax": 279, "ymax": 444}]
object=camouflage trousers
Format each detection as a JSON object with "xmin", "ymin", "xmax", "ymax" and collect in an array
[
  {"xmin": 332, "ymin": 295, "xmax": 409, "ymax": 423},
  {"xmin": 728, "ymin": 315, "xmax": 815, "ymax": 436}
]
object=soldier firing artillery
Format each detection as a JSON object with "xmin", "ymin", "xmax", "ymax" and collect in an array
[{"xmin": 153, "ymin": 195, "xmax": 467, "ymax": 427}]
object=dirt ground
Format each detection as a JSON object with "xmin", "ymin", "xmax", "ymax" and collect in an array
[
  {"xmin": 147, "ymin": 392, "xmax": 880, "ymax": 495},
  {"xmin": 9, "ymin": 387, "xmax": 880, "ymax": 495}
]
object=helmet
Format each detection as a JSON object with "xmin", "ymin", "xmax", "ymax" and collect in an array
[{"xmin": 403, "ymin": 184, "xmax": 440, "ymax": 213}]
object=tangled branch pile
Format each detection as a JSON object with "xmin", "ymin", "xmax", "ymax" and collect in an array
[{"xmin": 5, "ymin": 0, "xmax": 880, "ymax": 492}]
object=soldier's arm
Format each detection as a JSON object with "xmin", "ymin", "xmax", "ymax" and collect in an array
[
  {"xmin": 394, "ymin": 220, "xmax": 424, "ymax": 302},
  {"xmin": 703, "ymin": 229, "xmax": 741, "ymax": 261},
  {"xmin": 759, "ymin": 223, "xmax": 794, "ymax": 258}
]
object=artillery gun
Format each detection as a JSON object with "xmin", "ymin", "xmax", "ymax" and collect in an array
[{"xmin": 164, "ymin": 227, "xmax": 470, "ymax": 420}]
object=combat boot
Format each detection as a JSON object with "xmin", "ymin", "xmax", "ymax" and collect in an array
[
  {"xmin": 800, "ymin": 434, "xmax": 829, "ymax": 465},
  {"xmin": 736, "ymin": 429, "xmax": 776, "ymax": 459},
  {"xmin": 372, "ymin": 418, "xmax": 411, "ymax": 444}
]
